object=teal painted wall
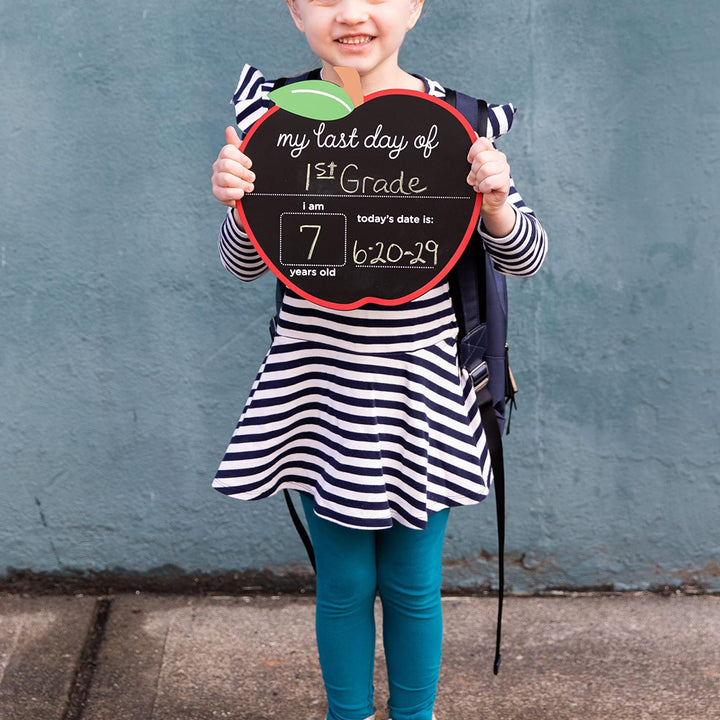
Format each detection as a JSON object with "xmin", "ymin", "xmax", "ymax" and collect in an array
[{"xmin": 2, "ymin": 0, "xmax": 718, "ymax": 592}]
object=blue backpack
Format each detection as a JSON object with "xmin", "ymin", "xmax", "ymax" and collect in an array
[{"xmin": 270, "ymin": 72, "xmax": 513, "ymax": 675}]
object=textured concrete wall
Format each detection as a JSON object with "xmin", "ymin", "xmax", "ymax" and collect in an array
[{"xmin": 2, "ymin": 0, "xmax": 719, "ymax": 592}]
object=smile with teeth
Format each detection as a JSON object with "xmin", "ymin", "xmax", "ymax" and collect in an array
[{"xmin": 337, "ymin": 35, "xmax": 374, "ymax": 44}]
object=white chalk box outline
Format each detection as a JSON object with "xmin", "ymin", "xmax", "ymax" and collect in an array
[{"xmin": 279, "ymin": 212, "xmax": 348, "ymax": 268}]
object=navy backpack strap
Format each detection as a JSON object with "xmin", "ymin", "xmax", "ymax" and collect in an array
[
  {"xmin": 446, "ymin": 87, "xmax": 505, "ymax": 675},
  {"xmin": 444, "ymin": 89, "xmax": 489, "ymax": 347},
  {"xmin": 445, "ymin": 89, "xmax": 488, "ymax": 141}
]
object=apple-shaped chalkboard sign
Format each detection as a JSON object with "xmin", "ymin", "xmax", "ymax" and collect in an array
[{"xmin": 237, "ymin": 71, "xmax": 481, "ymax": 310}]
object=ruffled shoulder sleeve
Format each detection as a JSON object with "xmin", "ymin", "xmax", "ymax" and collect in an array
[
  {"xmin": 232, "ymin": 64, "xmax": 275, "ymax": 137},
  {"xmin": 485, "ymin": 103, "xmax": 516, "ymax": 140}
]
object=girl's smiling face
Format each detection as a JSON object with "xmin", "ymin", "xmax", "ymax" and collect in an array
[{"xmin": 286, "ymin": 0, "xmax": 425, "ymax": 93}]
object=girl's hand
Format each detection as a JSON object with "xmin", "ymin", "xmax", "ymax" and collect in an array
[
  {"xmin": 467, "ymin": 136, "xmax": 516, "ymax": 237},
  {"xmin": 212, "ymin": 126, "xmax": 256, "ymax": 210}
]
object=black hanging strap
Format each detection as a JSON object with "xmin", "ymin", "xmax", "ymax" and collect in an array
[
  {"xmin": 475, "ymin": 379, "xmax": 505, "ymax": 675},
  {"xmin": 283, "ymin": 490, "xmax": 316, "ymax": 572},
  {"xmin": 274, "ymin": 68, "xmax": 321, "ymax": 576},
  {"xmin": 455, "ymin": 237, "xmax": 506, "ymax": 676}
]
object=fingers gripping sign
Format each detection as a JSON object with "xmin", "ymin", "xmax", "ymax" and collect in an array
[
  {"xmin": 466, "ymin": 135, "xmax": 517, "ymax": 237},
  {"xmin": 467, "ymin": 136, "xmax": 511, "ymax": 215},
  {"xmin": 211, "ymin": 126, "xmax": 256, "ymax": 209}
]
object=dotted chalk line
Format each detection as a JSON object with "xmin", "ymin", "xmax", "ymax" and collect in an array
[{"xmin": 248, "ymin": 193, "xmax": 472, "ymax": 200}]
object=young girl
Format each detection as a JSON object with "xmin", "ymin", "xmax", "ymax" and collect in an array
[{"xmin": 211, "ymin": 2, "xmax": 547, "ymax": 719}]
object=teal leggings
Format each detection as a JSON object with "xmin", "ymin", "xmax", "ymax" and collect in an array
[{"xmin": 300, "ymin": 494, "xmax": 449, "ymax": 720}]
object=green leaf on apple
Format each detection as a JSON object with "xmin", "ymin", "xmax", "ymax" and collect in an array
[{"xmin": 269, "ymin": 80, "xmax": 356, "ymax": 120}]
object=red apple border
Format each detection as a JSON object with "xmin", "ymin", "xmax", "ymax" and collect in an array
[{"xmin": 237, "ymin": 88, "xmax": 482, "ymax": 311}]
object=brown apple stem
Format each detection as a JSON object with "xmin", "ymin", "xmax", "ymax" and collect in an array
[{"xmin": 333, "ymin": 66, "xmax": 364, "ymax": 107}]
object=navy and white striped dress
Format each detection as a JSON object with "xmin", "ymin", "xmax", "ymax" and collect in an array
[{"xmin": 213, "ymin": 65, "xmax": 547, "ymax": 531}]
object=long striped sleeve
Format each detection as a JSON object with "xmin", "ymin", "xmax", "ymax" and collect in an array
[
  {"xmin": 479, "ymin": 201, "xmax": 548, "ymax": 278},
  {"xmin": 477, "ymin": 101, "xmax": 547, "ymax": 278},
  {"xmin": 218, "ymin": 208, "xmax": 268, "ymax": 281},
  {"xmin": 217, "ymin": 64, "xmax": 276, "ymax": 281}
]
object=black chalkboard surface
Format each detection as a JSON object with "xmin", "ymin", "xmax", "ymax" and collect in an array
[{"xmin": 238, "ymin": 89, "xmax": 481, "ymax": 310}]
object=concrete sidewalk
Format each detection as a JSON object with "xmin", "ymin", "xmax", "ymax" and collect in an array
[{"xmin": 0, "ymin": 593, "xmax": 718, "ymax": 720}]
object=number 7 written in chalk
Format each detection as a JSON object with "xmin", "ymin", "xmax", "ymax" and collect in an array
[{"xmin": 300, "ymin": 224, "xmax": 322, "ymax": 260}]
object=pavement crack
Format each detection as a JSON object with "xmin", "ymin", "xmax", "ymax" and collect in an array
[
  {"xmin": 148, "ymin": 607, "xmax": 174, "ymax": 720},
  {"xmin": 61, "ymin": 597, "xmax": 112, "ymax": 720}
]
